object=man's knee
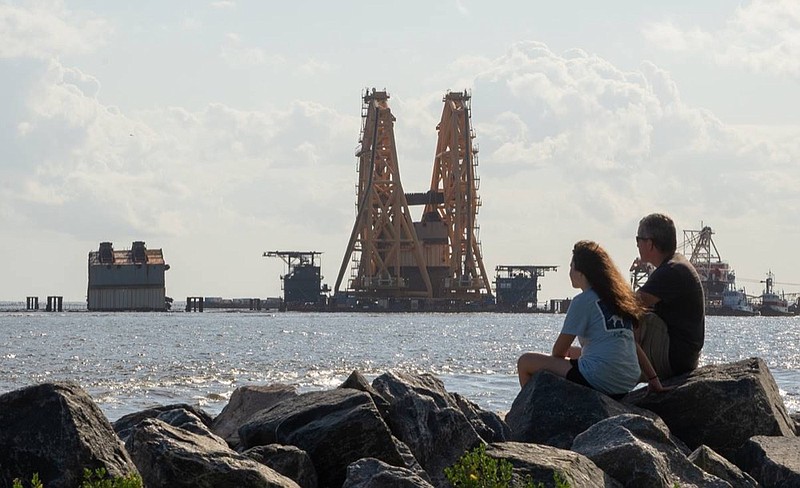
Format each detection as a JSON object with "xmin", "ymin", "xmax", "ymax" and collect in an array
[{"xmin": 638, "ymin": 313, "xmax": 673, "ymax": 379}]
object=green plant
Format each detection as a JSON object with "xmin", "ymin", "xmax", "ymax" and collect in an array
[
  {"xmin": 445, "ymin": 444, "xmax": 513, "ymax": 487},
  {"xmin": 522, "ymin": 473, "xmax": 570, "ymax": 488},
  {"xmin": 80, "ymin": 468, "xmax": 142, "ymax": 488},
  {"xmin": 445, "ymin": 444, "xmax": 572, "ymax": 488},
  {"xmin": 10, "ymin": 469, "xmax": 142, "ymax": 488},
  {"xmin": 11, "ymin": 473, "xmax": 43, "ymax": 488},
  {"xmin": 550, "ymin": 471, "xmax": 571, "ymax": 488}
]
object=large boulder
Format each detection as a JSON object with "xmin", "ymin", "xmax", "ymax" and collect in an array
[
  {"xmin": 486, "ymin": 442, "xmax": 621, "ymax": 487},
  {"xmin": 113, "ymin": 403, "xmax": 214, "ymax": 443},
  {"xmin": 371, "ymin": 371, "xmax": 486, "ymax": 486},
  {"xmin": 505, "ymin": 371, "xmax": 655, "ymax": 449},
  {"xmin": 244, "ymin": 444, "xmax": 318, "ymax": 488},
  {"xmin": 572, "ymin": 414, "xmax": 729, "ymax": 487},
  {"xmin": 211, "ymin": 384, "xmax": 298, "ymax": 449},
  {"xmin": 451, "ymin": 391, "xmax": 511, "ymax": 443},
  {"xmin": 126, "ymin": 418, "xmax": 298, "ymax": 488},
  {"xmin": 372, "ymin": 371, "xmax": 508, "ymax": 443},
  {"xmin": 0, "ymin": 382, "xmax": 139, "ymax": 488},
  {"xmin": 339, "ymin": 370, "xmax": 391, "ymax": 418},
  {"xmin": 626, "ymin": 357, "xmax": 796, "ymax": 456},
  {"xmin": 238, "ymin": 388, "xmax": 414, "ymax": 488},
  {"xmin": 343, "ymin": 458, "xmax": 435, "ymax": 488},
  {"xmin": 734, "ymin": 435, "xmax": 800, "ymax": 487},
  {"xmin": 154, "ymin": 408, "xmax": 223, "ymax": 441},
  {"xmin": 689, "ymin": 445, "xmax": 757, "ymax": 488}
]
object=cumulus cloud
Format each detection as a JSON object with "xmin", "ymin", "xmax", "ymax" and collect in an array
[
  {"xmin": 1, "ymin": 55, "xmax": 359, "ymax": 243},
  {"xmin": 0, "ymin": 0, "xmax": 110, "ymax": 59},
  {"xmin": 408, "ymin": 40, "xmax": 800, "ymax": 277},
  {"xmin": 220, "ymin": 32, "xmax": 284, "ymax": 67},
  {"xmin": 210, "ymin": 1, "xmax": 236, "ymax": 9},
  {"xmin": 180, "ymin": 17, "xmax": 202, "ymax": 31},
  {"xmin": 643, "ymin": 0, "xmax": 800, "ymax": 77},
  {"xmin": 297, "ymin": 58, "xmax": 333, "ymax": 76},
  {"xmin": 2, "ymin": 1, "xmax": 799, "ymax": 299},
  {"xmin": 455, "ymin": 0, "xmax": 469, "ymax": 16}
]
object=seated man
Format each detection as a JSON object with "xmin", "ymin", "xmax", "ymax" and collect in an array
[{"xmin": 635, "ymin": 213, "xmax": 705, "ymax": 380}]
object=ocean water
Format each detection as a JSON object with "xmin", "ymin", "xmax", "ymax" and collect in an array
[{"xmin": 0, "ymin": 309, "xmax": 798, "ymax": 421}]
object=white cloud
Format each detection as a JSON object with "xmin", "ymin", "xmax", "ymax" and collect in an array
[
  {"xmin": 422, "ymin": 41, "xmax": 800, "ymax": 277},
  {"xmin": 455, "ymin": 0, "xmax": 469, "ymax": 16},
  {"xmin": 297, "ymin": 58, "xmax": 333, "ymax": 76},
  {"xmin": 180, "ymin": 17, "xmax": 202, "ymax": 31},
  {"xmin": 210, "ymin": 1, "xmax": 236, "ymax": 9},
  {"xmin": 1, "ymin": 56, "xmax": 359, "ymax": 244},
  {"xmin": 219, "ymin": 32, "xmax": 284, "ymax": 68},
  {"xmin": 644, "ymin": 0, "xmax": 800, "ymax": 77},
  {"xmin": 0, "ymin": 0, "xmax": 110, "ymax": 59},
  {"xmin": 2, "ymin": 2, "xmax": 799, "ymax": 300},
  {"xmin": 641, "ymin": 21, "xmax": 713, "ymax": 52}
]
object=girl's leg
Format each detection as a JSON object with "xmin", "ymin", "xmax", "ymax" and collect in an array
[{"xmin": 517, "ymin": 352, "xmax": 573, "ymax": 387}]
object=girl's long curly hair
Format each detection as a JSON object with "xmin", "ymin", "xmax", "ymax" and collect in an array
[{"xmin": 572, "ymin": 240, "xmax": 645, "ymax": 323}]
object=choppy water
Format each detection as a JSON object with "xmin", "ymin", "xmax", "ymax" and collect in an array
[{"xmin": 0, "ymin": 309, "xmax": 798, "ymax": 421}]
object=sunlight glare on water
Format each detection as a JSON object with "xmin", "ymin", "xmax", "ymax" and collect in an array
[{"xmin": 0, "ymin": 310, "xmax": 798, "ymax": 420}]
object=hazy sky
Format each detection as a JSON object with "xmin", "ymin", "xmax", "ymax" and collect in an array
[{"xmin": 2, "ymin": 0, "xmax": 799, "ymax": 302}]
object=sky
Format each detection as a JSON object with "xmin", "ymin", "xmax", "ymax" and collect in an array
[{"xmin": 2, "ymin": 0, "xmax": 799, "ymax": 303}]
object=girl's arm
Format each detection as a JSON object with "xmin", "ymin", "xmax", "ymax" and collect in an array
[{"xmin": 551, "ymin": 333, "xmax": 576, "ymax": 359}]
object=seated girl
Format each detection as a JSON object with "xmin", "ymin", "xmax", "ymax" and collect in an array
[{"xmin": 517, "ymin": 240, "xmax": 667, "ymax": 398}]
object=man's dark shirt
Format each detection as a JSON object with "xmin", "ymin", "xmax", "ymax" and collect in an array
[{"xmin": 640, "ymin": 253, "xmax": 705, "ymax": 374}]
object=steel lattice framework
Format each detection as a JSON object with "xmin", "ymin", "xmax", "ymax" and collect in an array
[
  {"xmin": 683, "ymin": 225, "xmax": 733, "ymax": 300},
  {"xmin": 334, "ymin": 90, "xmax": 433, "ymax": 297},
  {"xmin": 423, "ymin": 91, "xmax": 492, "ymax": 298}
]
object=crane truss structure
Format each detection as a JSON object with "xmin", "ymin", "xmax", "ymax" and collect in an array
[
  {"xmin": 335, "ymin": 89, "xmax": 493, "ymax": 302},
  {"xmin": 682, "ymin": 225, "xmax": 734, "ymax": 301},
  {"xmin": 423, "ymin": 91, "xmax": 492, "ymax": 298},
  {"xmin": 334, "ymin": 90, "xmax": 433, "ymax": 298},
  {"xmin": 629, "ymin": 258, "xmax": 655, "ymax": 292}
]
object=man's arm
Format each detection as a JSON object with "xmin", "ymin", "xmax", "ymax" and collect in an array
[{"xmin": 637, "ymin": 290, "xmax": 661, "ymax": 308}]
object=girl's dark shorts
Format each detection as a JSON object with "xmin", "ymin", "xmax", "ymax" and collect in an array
[
  {"xmin": 566, "ymin": 358, "xmax": 592, "ymax": 387},
  {"xmin": 566, "ymin": 358, "xmax": 626, "ymax": 401}
]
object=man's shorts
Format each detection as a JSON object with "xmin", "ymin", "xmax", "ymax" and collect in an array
[{"xmin": 638, "ymin": 312, "xmax": 674, "ymax": 380}]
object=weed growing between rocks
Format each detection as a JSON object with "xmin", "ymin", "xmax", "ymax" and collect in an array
[
  {"xmin": 11, "ymin": 473, "xmax": 42, "ymax": 488},
  {"xmin": 445, "ymin": 444, "xmax": 571, "ymax": 488},
  {"xmin": 12, "ymin": 468, "xmax": 142, "ymax": 488}
]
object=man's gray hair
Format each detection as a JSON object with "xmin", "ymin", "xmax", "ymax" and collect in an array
[{"xmin": 639, "ymin": 213, "xmax": 677, "ymax": 254}]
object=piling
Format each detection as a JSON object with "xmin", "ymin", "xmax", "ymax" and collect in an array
[
  {"xmin": 186, "ymin": 296, "xmax": 204, "ymax": 312},
  {"xmin": 46, "ymin": 296, "xmax": 63, "ymax": 312}
]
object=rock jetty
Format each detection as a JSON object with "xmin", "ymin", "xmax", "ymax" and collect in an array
[{"xmin": 0, "ymin": 357, "xmax": 797, "ymax": 487}]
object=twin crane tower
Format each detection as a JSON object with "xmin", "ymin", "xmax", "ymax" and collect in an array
[{"xmin": 267, "ymin": 89, "xmax": 556, "ymax": 312}]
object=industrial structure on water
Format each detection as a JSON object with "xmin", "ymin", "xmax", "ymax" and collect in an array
[
  {"xmin": 266, "ymin": 89, "xmax": 558, "ymax": 312},
  {"xmin": 87, "ymin": 241, "xmax": 171, "ymax": 311},
  {"xmin": 630, "ymin": 225, "xmax": 798, "ymax": 316},
  {"xmin": 17, "ymin": 90, "xmax": 798, "ymax": 315}
]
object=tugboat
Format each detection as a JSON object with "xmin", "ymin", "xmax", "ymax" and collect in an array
[
  {"xmin": 758, "ymin": 271, "xmax": 793, "ymax": 317},
  {"xmin": 719, "ymin": 288, "xmax": 758, "ymax": 316}
]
